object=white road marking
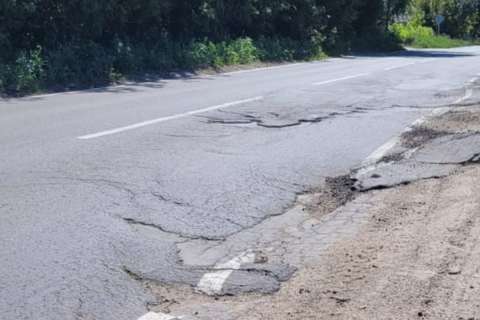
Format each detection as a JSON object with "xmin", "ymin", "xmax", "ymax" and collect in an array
[
  {"xmin": 312, "ymin": 73, "xmax": 369, "ymax": 86},
  {"xmin": 454, "ymin": 76, "xmax": 478, "ymax": 104},
  {"xmin": 196, "ymin": 251, "xmax": 256, "ymax": 296},
  {"xmin": 372, "ymin": 68, "xmax": 478, "ymax": 153},
  {"xmin": 137, "ymin": 311, "xmax": 181, "ymax": 320},
  {"xmin": 362, "ymin": 136, "xmax": 401, "ymax": 167},
  {"xmin": 223, "ymin": 63, "xmax": 304, "ymax": 75},
  {"xmin": 384, "ymin": 62, "xmax": 416, "ymax": 71},
  {"xmin": 362, "ymin": 107, "xmax": 451, "ymax": 168},
  {"xmin": 384, "ymin": 58, "xmax": 438, "ymax": 71},
  {"xmin": 454, "ymin": 88, "xmax": 473, "ymax": 104},
  {"xmin": 77, "ymin": 96, "xmax": 263, "ymax": 139}
]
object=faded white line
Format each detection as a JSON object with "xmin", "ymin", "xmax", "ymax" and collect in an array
[
  {"xmin": 78, "ymin": 96, "xmax": 263, "ymax": 139},
  {"xmin": 137, "ymin": 311, "xmax": 181, "ymax": 320},
  {"xmin": 454, "ymin": 77, "xmax": 478, "ymax": 104},
  {"xmin": 312, "ymin": 73, "xmax": 369, "ymax": 86},
  {"xmin": 384, "ymin": 58, "xmax": 438, "ymax": 72},
  {"xmin": 384, "ymin": 62, "xmax": 416, "ymax": 71},
  {"xmin": 454, "ymin": 88, "xmax": 473, "ymax": 104},
  {"xmin": 196, "ymin": 251, "xmax": 256, "ymax": 296},
  {"xmin": 362, "ymin": 136, "xmax": 401, "ymax": 167},
  {"xmin": 223, "ymin": 62, "xmax": 304, "ymax": 75},
  {"xmin": 361, "ymin": 107, "xmax": 451, "ymax": 169}
]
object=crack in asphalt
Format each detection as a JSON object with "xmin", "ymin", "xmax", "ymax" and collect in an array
[
  {"xmin": 419, "ymin": 153, "xmax": 480, "ymax": 166},
  {"xmin": 123, "ymin": 218, "xmax": 223, "ymax": 241},
  {"xmin": 149, "ymin": 191, "xmax": 196, "ymax": 209},
  {"xmin": 203, "ymin": 108, "xmax": 367, "ymax": 129}
]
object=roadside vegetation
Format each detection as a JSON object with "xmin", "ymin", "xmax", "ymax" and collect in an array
[
  {"xmin": 0, "ymin": 0, "xmax": 410, "ymax": 96},
  {"xmin": 391, "ymin": 23, "xmax": 478, "ymax": 48},
  {"xmin": 392, "ymin": 0, "xmax": 480, "ymax": 48},
  {"xmin": 1, "ymin": 0, "xmax": 479, "ymax": 97}
]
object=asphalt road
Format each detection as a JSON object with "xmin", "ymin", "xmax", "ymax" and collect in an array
[{"xmin": 1, "ymin": 47, "xmax": 480, "ymax": 320}]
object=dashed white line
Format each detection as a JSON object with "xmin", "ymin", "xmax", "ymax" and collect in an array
[
  {"xmin": 384, "ymin": 62, "xmax": 416, "ymax": 71},
  {"xmin": 196, "ymin": 251, "xmax": 256, "ymax": 296},
  {"xmin": 77, "ymin": 96, "xmax": 263, "ymax": 139},
  {"xmin": 312, "ymin": 73, "xmax": 369, "ymax": 86}
]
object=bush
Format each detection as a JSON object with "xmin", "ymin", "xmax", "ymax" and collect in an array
[
  {"xmin": 0, "ymin": 46, "xmax": 44, "ymax": 95},
  {"xmin": 391, "ymin": 22, "xmax": 477, "ymax": 49},
  {"xmin": 391, "ymin": 23, "xmax": 434, "ymax": 44},
  {"xmin": 352, "ymin": 30, "xmax": 403, "ymax": 52},
  {"xmin": 185, "ymin": 38, "xmax": 258, "ymax": 68},
  {"xmin": 45, "ymin": 42, "xmax": 114, "ymax": 88},
  {"xmin": 186, "ymin": 40, "xmax": 218, "ymax": 68},
  {"xmin": 229, "ymin": 38, "xmax": 258, "ymax": 64},
  {"xmin": 256, "ymin": 37, "xmax": 297, "ymax": 61},
  {"xmin": 0, "ymin": 36, "xmax": 329, "ymax": 96}
]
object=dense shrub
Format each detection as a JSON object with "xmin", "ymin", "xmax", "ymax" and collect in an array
[
  {"xmin": 44, "ymin": 42, "xmax": 114, "ymax": 88},
  {"xmin": 0, "ymin": 46, "xmax": 44, "ymax": 94},
  {"xmin": 1, "ymin": 36, "xmax": 334, "ymax": 95},
  {"xmin": 391, "ymin": 23, "xmax": 434, "ymax": 44}
]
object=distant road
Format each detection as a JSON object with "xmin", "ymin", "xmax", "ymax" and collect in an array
[{"xmin": 1, "ymin": 46, "xmax": 480, "ymax": 320}]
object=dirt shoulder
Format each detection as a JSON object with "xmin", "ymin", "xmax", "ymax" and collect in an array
[{"xmin": 248, "ymin": 166, "xmax": 480, "ymax": 320}]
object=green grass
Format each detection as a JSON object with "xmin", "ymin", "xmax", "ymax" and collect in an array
[
  {"xmin": 409, "ymin": 34, "xmax": 478, "ymax": 49},
  {"xmin": 391, "ymin": 23, "xmax": 479, "ymax": 49}
]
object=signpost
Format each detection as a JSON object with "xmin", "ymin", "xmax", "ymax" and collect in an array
[{"xmin": 435, "ymin": 15, "xmax": 445, "ymax": 34}]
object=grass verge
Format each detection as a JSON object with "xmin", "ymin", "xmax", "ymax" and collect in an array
[{"xmin": 391, "ymin": 23, "xmax": 479, "ymax": 49}]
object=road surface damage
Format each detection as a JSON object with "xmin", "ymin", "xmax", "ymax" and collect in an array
[{"xmin": 136, "ymin": 104, "xmax": 480, "ymax": 319}]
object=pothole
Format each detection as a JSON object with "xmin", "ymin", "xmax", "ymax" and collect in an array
[{"xmin": 301, "ymin": 175, "xmax": 357, "ymax": 219}]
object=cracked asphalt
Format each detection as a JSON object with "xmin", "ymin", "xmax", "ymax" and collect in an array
[{"xmin": 1, "ymin": 47, "xmax": 480, "ymax": 320}]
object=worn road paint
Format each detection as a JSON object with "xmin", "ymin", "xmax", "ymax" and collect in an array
[
  {"xmin": 361, "ymin": 107, "xmax": 451, "ymax": 170},
  {"xmin": 363, "ymin": 73, "xmax": 477, "ymax": 168},
  {"xmin": 137, "ymin": 311, "xmax": 181, "ymax": 320},
  {"xmin": 362, "ymin": 136, "xmax": 401, "ymax": 167},
  {"xmin": 454, "ymin": 77, "xmax": 478, "ymax": 104},
  {"xmin": 77, "ymin": 96, "xmax": 263, "ymax": 139},
  {"xmin": 312, "ymin": 73, "xmax": 369, "ymax": 86},
  {"xmin": 196, "ymin": 251, "xmax": 256, "ymax": 296},
  {"xmin": 384, "ymin": 62, "xmax": 416, "ymax": 71},
  {"xmin": 223, "ymin": 63, "xmax": 304, "ymax": 75}
]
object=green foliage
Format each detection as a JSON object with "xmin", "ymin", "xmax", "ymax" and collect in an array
[
  {"xmin": 391, "ymin": 22, "xmax": 478, "ymax": 48},
  {"xmin": 0, "ymin": 46, "xmax": 44, "ymax": 94},
  {"xmin": 408, "ymin": 0, "xmax": 480, "ymax": 39},
  {"xmin": 409, "ymin": 34, "xmax": 475, "ymax": 49},
  {"xmin": 0, "ymin": 0, "xmax": 409, "ymax": 96},
  {"xmin": 230, "ymin": 38, "xmax": 258, "ymax": 64},
  {"xmin": 44, "ymin": 42, "xmax": 114, "ymax": 88},
  {"xmin": 352, "ymin": 30, "xmax": 404, "ymax": 52},
  {"xmin": 391, "ymin": 23, "xmax": 435, "ymax": 44}
]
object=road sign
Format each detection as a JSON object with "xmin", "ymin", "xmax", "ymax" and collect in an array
[
  {"xmin": 435, "ymin": 15, "xmax": 445, "ymax": 33},
  {"xmin": 435, "ymin": 15, "xmax": 445, "ymax": 25}
]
